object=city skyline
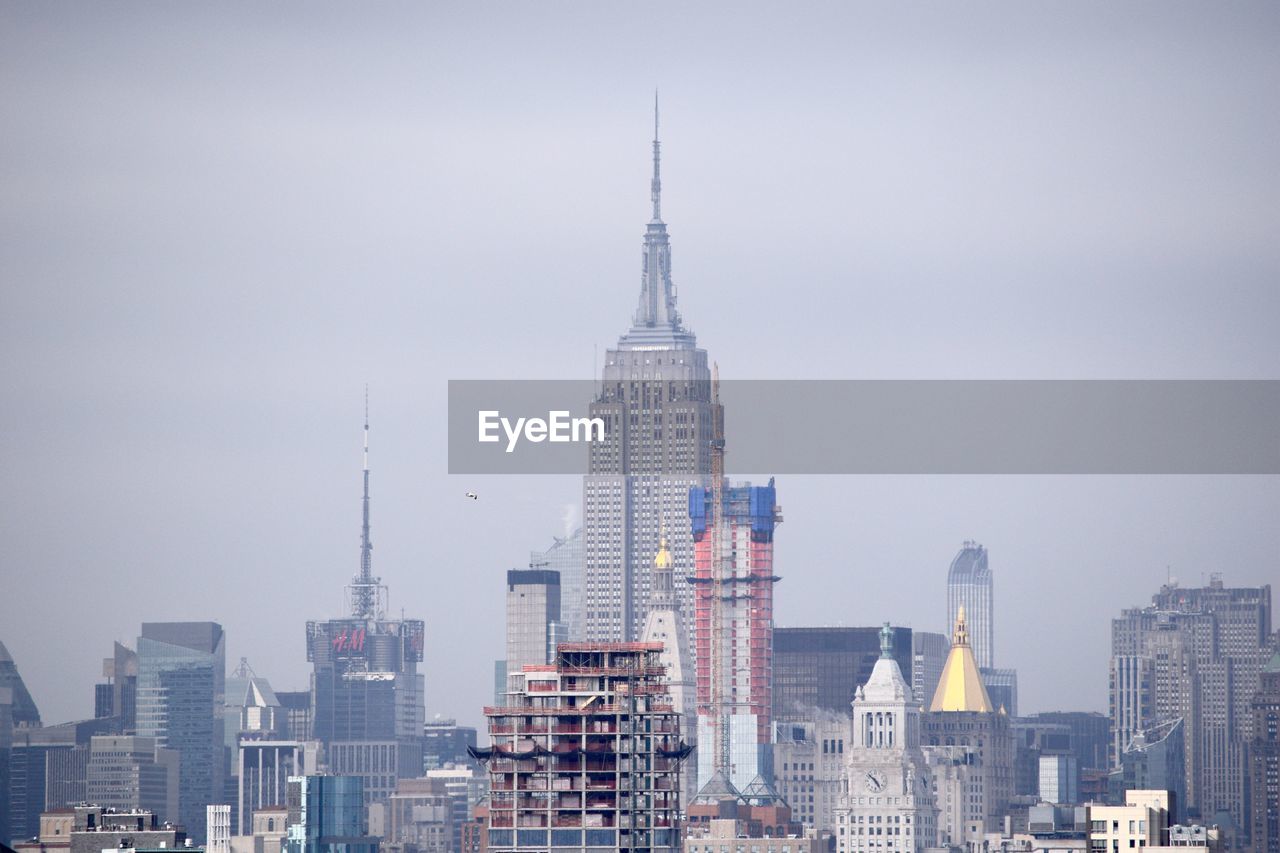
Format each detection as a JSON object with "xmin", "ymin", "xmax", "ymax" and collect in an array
[{"xmin": 3, "ymin": 0, "xmax": 1279, "ymax": 745}]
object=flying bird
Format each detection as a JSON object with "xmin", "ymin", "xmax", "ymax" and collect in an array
[{"xmin": 465, "ymin": 491, "xmax": 478, "ymax": 500}]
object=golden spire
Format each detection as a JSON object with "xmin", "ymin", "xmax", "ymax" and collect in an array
[
  {"xmin": 654, "ymin": 535, "xmax": 673, "ymax": 569},
  {"xmin": 649, "ymin": 526, "xmax": 676, "ymax": 609},
  {"xmin": 929, "ymin": 606, "xmax": 994, "ymax": 713}
]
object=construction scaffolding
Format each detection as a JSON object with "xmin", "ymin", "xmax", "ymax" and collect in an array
[
  {"xmin": 474, "ymin": 644, "xmax": 690, "ymax": 853},
  {"xmin": 688, "ymin": 366, "xmax": 782, "ymax": 789}
]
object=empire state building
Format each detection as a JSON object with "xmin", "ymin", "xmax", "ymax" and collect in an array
[{"xmin": 582, "ymin": 100, "xmax": 716, "ymax": 643}]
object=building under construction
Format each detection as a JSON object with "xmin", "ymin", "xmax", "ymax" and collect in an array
[
  {"xmin": 689, "ymin": 465, "xmax": 781, "ymax": 790},
  {"xmin": 472, "ymin": 642, "xmax": 691, "ymax": 853}
]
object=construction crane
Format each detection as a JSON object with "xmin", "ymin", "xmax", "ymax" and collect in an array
[{"xmin": 708, "ymin": 363, "xmax": 729, "ymax": 776}]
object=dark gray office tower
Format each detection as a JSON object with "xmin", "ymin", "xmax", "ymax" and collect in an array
[
  {"xmin": 1022, "ymin": 711, "xmax": 1110, "ymax": 773},
  {"xmin": 135, "ymin": 621, "xmax": 226, "ymax": 842},
  {"xmin": 772, "ymin": 627, "xmax": 913, "ymax": 720},
  {"xmin": 275, "ymin": 690, "xmax": 312, "ymax": 741},
  {"xmin": 1011, "ymin": 717, "xmax": 1073, "ymax": 799},
  {"xmin": 983, "ymin": 668, "xmax": 1019, "ymax": 716},
  {"xmin": 5, "ymin": 725, "xmax": 77, "ymax": 844},
  {"xmin": 1, "ymin": 640, "xmax": 42, "ymax": 847},
  {"xmin": 305, "ymin": 405, "xmax": 425, "ymax": 803},
  {"xmin": 505, "ymin": 568, "xmax": 562, "ymax": 678},
  {"xmin": 94, "ymin": 642, "xmax": 138, "ymax": 732},
  {"xmin": 1111, "ymin": 578, "xmax": 1271, "ymax": 834},
  {"xmin": 422, "ymin": 717, "xmax": 478, "ymax": 772},
  {"xmin": 583, "ymin": 100, "xmax": 716, "ymax": 644}
]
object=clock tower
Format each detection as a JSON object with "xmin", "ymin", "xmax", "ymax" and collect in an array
[{"xmin": 836, "ymin": 624, "xmax": 937, "ymax": 853}]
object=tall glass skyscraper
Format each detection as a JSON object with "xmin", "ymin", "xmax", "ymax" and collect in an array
[
  {"xmin": 529, "ymin": 528, "xmax": 582, "ymax": 641},
  {"xmin": 136, "ymin": 621, "xmax": 225, "ymax": 842},
  {"xmin": 946, "ymin": 541, "xmax": 994, "ymax": 670}
]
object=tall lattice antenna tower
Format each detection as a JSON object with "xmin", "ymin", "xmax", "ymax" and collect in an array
[{"xmin": 348, "ymin": 387, "xmax": 386, "ymax": 620}]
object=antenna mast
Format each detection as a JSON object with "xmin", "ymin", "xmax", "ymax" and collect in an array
[{"xmin": 349, "ymin": 387, "xmax": 385, "ymax": 620}]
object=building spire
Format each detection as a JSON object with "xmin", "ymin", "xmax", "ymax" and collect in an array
[
  {"xmin": 929, "ymin": 605, "xmax": 994, "ymax": 713},
  {"xmin": 953, "ymin": 605, "xmax": 969, "ymax": 646},
  {"xmin": 621, "ymin": 93, "xmax": 693, "ymax": 347},
  {"xmin": 350, "ymin": 386, "xmax": 382, "ymax": 620},
  {"xmin": 651, "ymin": 90, "xmax": 662, "ymax": 223}
]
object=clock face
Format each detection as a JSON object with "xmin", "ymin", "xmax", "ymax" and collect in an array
[{"xmin": 864, "ymin": 770, "xmax": 887, "ymax": 792}]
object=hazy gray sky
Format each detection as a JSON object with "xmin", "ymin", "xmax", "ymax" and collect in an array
[{"xmin": 2, "ymin": 2, "xmax": 1278, "ymax": 731}]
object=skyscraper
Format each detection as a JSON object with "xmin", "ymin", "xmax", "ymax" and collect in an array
[
  {"xmin": 86, "ymin": 735, "xmax": 179, "ymax": 823},
  {"xmin": 1110, "ymin": 578, "xmax": 1271, "ymax": 832},
  {"xmin": 305, "ymin": 403, "xmax": 425, "ymax": 803},
  {"xmin": 504, "ymin": 568, "xmax": 562, "ymax": 677},
  {"xmin": 530, "ymin": 529, "xmax": 583, "ymax": 641},
  {"xmin": 94, "ymin": 642, "xmax": 138, "ymax": 732},
  {"xmin": 910, "ymin": 631, "xmax": 947, "ymax": 717},
  {"xmin": 690, "ymin": 478, "xmax": 781, "ymax": 791},
  {"xmin": 945, "ymin": 542, "xmax": 993, "ymax": 671},
  {"xmin": 135, "ymin": 621, "xmax": 226, "ymax": 842},
  {"xmin": 285, "ymin": 776, "xmax": 379, "ymax": 853},
  {"xmin": 1, "ymin": 640, "xmax": 42, "ymax": 847},
  {"xmin": 1249, "ymin": 646, "xmax": 1280, "ymax": 853},
  {"xmin": 6, "ymin": 726, "xmax": 77, "ymax": 844},
  {"xmin": 582, "ymin": 99, "xmax": 715, "ymax": 645}
]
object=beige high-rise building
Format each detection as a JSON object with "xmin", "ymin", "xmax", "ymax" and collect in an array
[{"xmin": 85, "ymin": 735, "xmax": 179, "ymax": 824}]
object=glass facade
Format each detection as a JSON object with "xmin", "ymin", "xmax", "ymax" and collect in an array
[
  {"xmin": 946, "ymin": 542, "xmax": 993, "ymax": 671},
  {"xmin": 773, "ymin": 627, "xmax": 914, "ymax": 720},
  {"xmin": 286, "ymin": 775, "xmax": 378, "ymax": 853},
  {"xmin": 135, "ymin": 622, "xmax": 225, "ymax": 843},
  {"xmin": 530, "ymin": 528, "xmax": 583, "ymax": 642}
]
